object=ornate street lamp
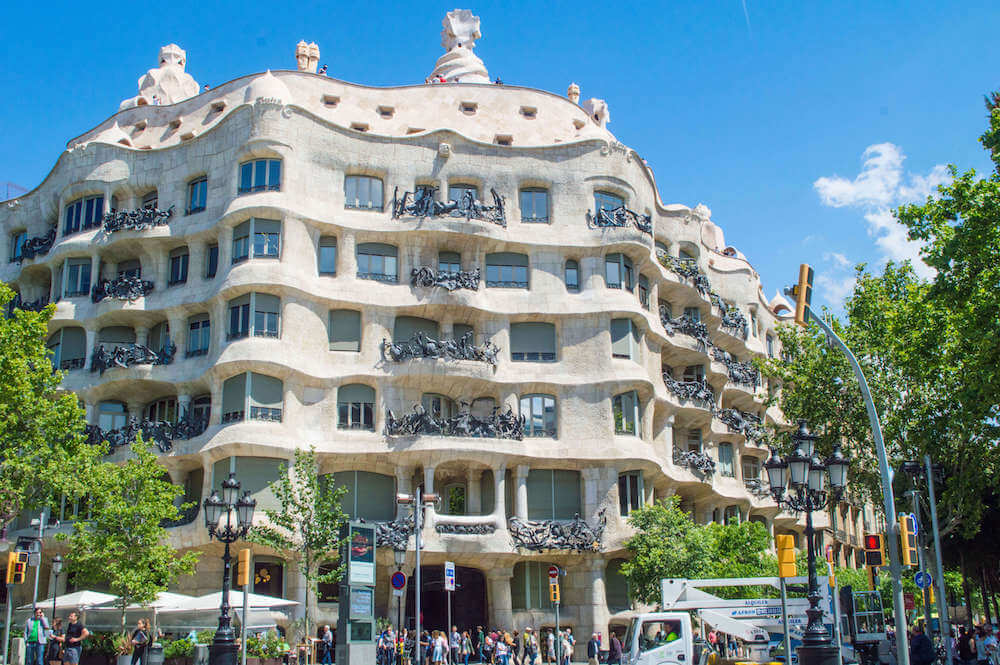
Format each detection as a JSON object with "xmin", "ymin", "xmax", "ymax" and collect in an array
[
  {"xmin": 764, "ymin": 420, "xmax": 850, "ymax": 665},
  {"xmin": 396, "ymin": 490, "xmax": 438, "ymax": 659},
  {"xmin": 51, "ymin": 554, "xmax": 63, "ymax": 620},
  {"xmin": 204, "ymin": 473, "xmax": 257, "ymax": 665}
]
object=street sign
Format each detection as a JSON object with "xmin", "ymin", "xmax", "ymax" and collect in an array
[
  {"xmin": 391, "ymin": 571, "xmax": 407, "ymax": 590},
  {"xmin": 548, "ymin": 565, "xmax": 559, "ymax": 584},
  {"xmin": 444, "ymin": 561, "xmax": 456, "ymax": 591},
  {"xmin": 914, "ymin": 571, "xmax": 933, "ymax": 589},
  {"xmin": 904, "ymin": 593, "xmax": 915, "ymax": 611},
  {"xmin": 909, "ymin": 513, "xmax": 919, "ymax": 534}
]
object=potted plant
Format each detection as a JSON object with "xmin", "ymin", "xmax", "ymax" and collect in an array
[
  {"xmin": 114, "ymin": 633, "xmax": 133, "ymax": 665},
  {"xmin": 163, "ymin": 638, "xmax": 195, "ymax": 665}
]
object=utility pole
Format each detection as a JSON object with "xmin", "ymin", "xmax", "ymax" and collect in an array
[
  {"xmin": 925, "ymin": 456, "xmax": 952, "ymax": 665},
  {"xmin": 909, "ymin": 491, "xmax": 933, "ymax": 635}
]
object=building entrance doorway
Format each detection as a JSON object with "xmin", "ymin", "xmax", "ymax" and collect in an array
[{"xmin": 405, "ymin": 565, "xmax": 487, "ymax": 633}]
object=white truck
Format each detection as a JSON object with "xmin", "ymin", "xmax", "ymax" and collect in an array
[{"xmin": 623, "ymin": 610, "xmax": 696, "ymax": 665}]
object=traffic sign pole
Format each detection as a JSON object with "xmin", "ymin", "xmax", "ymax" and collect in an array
[
  {"xmin": 910, "ymin": 493, "xmax": 933, "ymax": 637},
  {"xmin": 549, "ymin": 566, "xmax": 560, "ymax": 665},
  {"xmin": 926, "ymin": 455, "xmax": 952, "ymax": 665}
]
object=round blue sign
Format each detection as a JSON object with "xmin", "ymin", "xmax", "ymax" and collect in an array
[
  {"xmin": 391, "ymin": 571, "xmax": 407, "ymax": 590},
  {"xmin": 914, "ymin": 571, "xmax": 933, "ymax": 589}
]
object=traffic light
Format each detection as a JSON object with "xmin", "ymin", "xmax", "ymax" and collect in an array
[
  {"xmin": 237, "ymin": 548, "xmax": 252, "ymax": 587},
  {"xmin": 6, "ymin": 551, "xmax": 29, "ymax": 585},
  {"xmin": 866, "ymin": 565, "xmax": 878, "ymax": 591},
  {"xmin": 864, "ymin": 533, "xmax": 886, "ymax": 567},
  {"xmin": 550, "ymin": 583, "xmax": 560, "ymax": 604},
  {"xmin": 793, "ymin": 263, "xmax": 814, "ymax": 328},
  {"xmin": 899, "ymin": 513, "xmax": 918, "ymax": 567},
  {"xmin": 776, "ymin": 534, "xmax": 797, "ymax": 578}
]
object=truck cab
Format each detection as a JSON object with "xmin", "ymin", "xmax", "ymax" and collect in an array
[{"xmin": 624, "ymin": 612, "xmax": 694, "ymax": 665}]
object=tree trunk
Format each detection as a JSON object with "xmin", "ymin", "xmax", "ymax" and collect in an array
[
  {"xmin": 961, "ymin": 551, "xmax": 974, "ymax": 628},
  {"xmin": 304, "ymin": 557, "xmax": 311, "ymax": 665},
  {"xmin": 982, "ymin": 566, "xmax": 994, "ymax": 626}
]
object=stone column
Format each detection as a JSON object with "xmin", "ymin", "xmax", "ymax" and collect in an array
[
  {"xmin": 514, "ymin": 465, "xmax": 529, "ymax": 521},
  {"xmin": 84, "ymin": 326, "xmax": 98, "ymax": 370},
  {"xmin": 127, "ymin": 402, "xmax": 144, "ymax": 422},
  {"xmin": 178, "ymin": 394, "xmax": 192, "ymax": 418},
  {"xmin": 219, "ymin": 225, "xmax": 234, "ymax": 269},
  {"xmin": 423, "ymin": 465, "xmax": 437, "ymax": 521},
  {"xmin": 396, "ymin": 466, "xmax": 413, "ymax": 521},
  {"xmin": 581, "ymin": 558, "xmax": 611, "ymax": 643},
  {"xmin": 491, "ymin": 463, "xmax": 507, "ymax": 520},
  {"xmin": 340, "ymin": 232, "xmax": 358, "ymax": 276},
  {"xmin": 466, "ymin": 468, "xmax": 482, "ymax": 515},
  {"xmin": 90, "ymin": 255, "xmax": 101, "ymax": 291},
  {"xmin": 169, "ymin": 315, "xmax": 187, "ymax": 358},
  {"xmin": 485, "ymin": 566, "xmax": 514, "ymax": 630},
  {"xmin": 135, "ymin": 326, "xmax": 149, "ymax": 348},
  {"xmin": 209, "ymin": 378, "xmax": 223, "ymax": 426},
  {"xmin": 211, "ymin": 299, "xmax": 227, "ymax": 353},
  {"xmin": 189, "ymin": 242, "xmax": 206, "ymax": 282}
]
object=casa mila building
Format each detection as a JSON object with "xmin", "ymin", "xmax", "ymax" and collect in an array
[{"xmin": 2, "ymin": 11, "xmax": 877, "ymax": 639}]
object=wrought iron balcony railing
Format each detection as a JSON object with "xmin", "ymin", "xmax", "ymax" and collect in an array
[
  {"xmin": 381, "ymin": 331, "xmax": 499, "ymax": 366},
  {"xmin": 657, "ymin": 252, "xmax": 711, "ymax": 295},
  {"xmin": 410, "ymin": 266, "xmax": 481, "ymax": 291},
  {"xmin": 711, "ymin": 347, "xmax": 760, "ymax": 387},
  {"xmin": 91, "ymin": 342, "xmax": 175, "ymax": 374},
  {"xmin": 358, "ymin": 271, "xmax": 398, "ymax": 283},
  {"xmin": 660, "ymin": 310, "xmax": 711, "ymax": 349},
  {"xmin": 392, "ymin": 186, "xmax": 506, "ymax": 226},
  {"xmin": 13, "ymin": 228, "xmax": 56, "ymax": 263},
  {"xmin": 710, "ymin": 293, "xmax": 749, "ymax": 340},
  {"xmin": 673, "ymin": 449, "xmax": 717, "ymax": 475},
  {"xmin": 84, "ymin": 411, "xmax": 208, "ymax": 453},
  {"xmin": 91, "ymin": 275, "xmax": 154, "ymax": 303},
  {"xmin": 508, "ymin": 509, "xmax": 606, "ymax": 552},
  {"xmin": 161, "ymin": 503, "xmax": 200, "ymax": 528},
  {"xmin": 384, "ymin": 403, "xmax": 524, "ymax": 440},
  {"xmin": 5, "ymin": 294, "xmax": 50, "ymax": 317},
  {"xmin": 662, "ymin": 372, "xmax": 715, "ymax": 405},
  {"xmin": 743, "ymin": 478, "xmax": 771, "ymax": 498},
  {"xmin": 103, "ymin": 206, "xmax": 174, "ymax": 233},
  {"xmin": 718, "ymin": 408, "xmax": 766, "ymax": 441},
  {"xmin": 587, "ymin": 205, "xmax": 652, "ymax": 235}
]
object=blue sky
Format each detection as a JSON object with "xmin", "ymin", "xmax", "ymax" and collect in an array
[{"xmin": 2, "ymin": 0, "xmax": 996, "ymax": 308}]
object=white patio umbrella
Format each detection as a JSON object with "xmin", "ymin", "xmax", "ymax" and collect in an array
[
  {"xmin": 19, "ymin": 590, "xmax": 119, "ymax": 611},
  {"xmin": 186, "ymin": 591, "xmax": 298, "ymax": 611}
]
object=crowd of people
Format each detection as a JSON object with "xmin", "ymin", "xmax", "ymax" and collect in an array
[
  {"xmin": 372, "ymin": 625, "xmax": 626, "ymax": 665},
  {"xmin": 907, "ymin": 623, "xmax": 1000, "ymax": 665}
]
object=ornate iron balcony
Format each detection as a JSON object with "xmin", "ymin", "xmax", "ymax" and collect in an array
[
  {"xmin": 374, "ymin": 516, "xmax": 415, "ymax": 550},
  {"xmin": 91, "ymin": 275, "xmax": 154, "ymax": 303},
  {"xmin": 221, "ymin": 411, "xmax": 245, "ymax": 424},
  {"xmin": 743, "ymin": 478, "xmax": 771, "ymax": 498},
  {"xmin": 59, "ymin": 358, "xmax": 86, "ymax": 371},
  {"xmin": 663, "ymin": 371, "xmax": 715, "ymax": 405},
  {"xmin": 435, "ymin": 522, "xmax": 497, "ymax": 535},
  {"xmin": 711, "ymin": 347, "xmax": 760, "ymax": 387},
  {"xmin": 381, "ymin": 331, "xmax": 499, "ymax": 366},
  {"xmin": 249, "ymin": 406, "xmax": 282, "ymax": 422},
  {"xmin": 587, "ymin": 205, "xmax": 652, "ymax": 236},
  {"xmin": 508, "ymin": 509, "xmax": 606, "ymax": 552},
  {"xmin": 5, "ymin": 294, "xmax": 50, "ymax": 316},
  {"xmin": 14, "ymin": 228, "xmax": 56, "ymax": 262},
  {"xmin": 91, "ymin": 342, "xmax": 176, "ymax": 374},
  {"xmin": 103, "ymin": 206, "xmax": 174, "ymax": 233},
  {"xmin": 673, "ymin": 449, "xmax": 717, "ymax": 475},
  {"xmin": 358, "ymin": 271, "xmax": 398, "ymax": 283},
  {"xmin": 709, "ymin": 293, "xmax": 750, "ymax": 339},
  {"xmin": 718, "ymin": 408, "xmax": 766, "ymax": 441},
  {"xmin": 392, "ymin": 186, "xmax": 506, "ymax": 226},
  {"xmin": 385, "ymin": 403, "xmax": 524, "ymax": 440},
  {"xmin": 410, "ymin": 266, "xmax": 481, "ymax": 291},
  {"xmin": 84, "ymin": 410, "xmax": 208, "ymax": 453},
  {"xmin": 661, "ymin": 310, "xmax": 711, "ymax": 348},
  {"xmin": 657, "ymin": 253, "xmax": 711, "ymax": 295},
  {"xmin": 161, "ymin": 503, "xmax": 200, "ymax": 528}
]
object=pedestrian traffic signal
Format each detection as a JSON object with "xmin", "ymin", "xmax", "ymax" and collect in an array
[
  {"xmin": 237, "ymin": 548, "xmax": 252, "ymax": 587},
  {"xmin": 6, "ymin": 551, "xmax": 29, "ymax": 585},
  {"xmin": 550, "ymin": 583, "xmax": 560, "ymax": 604},
  {"xmin": 898, "ymin": 513, "xmax": 918, "ymax": 567},
  {"xmin": 776, "ymin": 534, "xmax": 797, "ymax": 578},
  {"xmin": 863, "ymin": 534, "xmax": 886, "ymax": 567},
  {"xmin": 793, "ymin": 263, "xmax": 814, "ymax": 328},
  {"xmin": 866, "ymin": 565, "xmax": 878, "ymax": 591}
]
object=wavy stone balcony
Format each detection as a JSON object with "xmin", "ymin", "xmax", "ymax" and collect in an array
[
  {"xmin": 392, "ymin": 186, "xmax": 506, "ymax": 226},
  {"xmin": 384, "ymin": 403, "xmax": 525, "ymax": 440},
  {"xmin": 102, "ymin": 206, "xmax": 174, "ymax": 233},
  {"xmin": 91, "ymin": 275, "xmax": 154, "ymax": 303},
  {"xmin": 587, "ymin": 205, "xmax": 652, "ymax": 236},
  {"xmin": 381, "ymin": 331, "xmax": 499, "ymax": 366},
  {"xmin": 410, "ymin": 266, "xmax": 481, "ymax": 291},
  {"xmin": 91, "ymin": 342, "xmax": 175, "ymax": 374}
]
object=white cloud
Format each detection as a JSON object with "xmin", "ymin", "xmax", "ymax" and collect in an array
[
  {"xmin": 813, "ymin": 143, "xmax": 947, "ymax": 277},
  {"xmin": 817, "ymin": 271, "xmax": 857, "ymax": 305},
  {"xmin": 823, "ymin": 251, "xmax": 851, "ymax": 269}
]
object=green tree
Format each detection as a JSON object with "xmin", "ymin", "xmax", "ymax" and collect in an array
[
  {"xmin": 620, "ymin": 497, "xmax": 776, "ymax": 603},
  {"xmin": 60, "ymin": 437, "xmax": 199, "ymax": 633},
  {"xmin": 0, "ymin": 284, "xmax": 101, "ymax": 529},
  {"xmin": 247, "ymin": 448, "xmax": 349, "ymax": 651}
]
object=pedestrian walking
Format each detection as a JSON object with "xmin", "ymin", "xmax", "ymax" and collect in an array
[
  {"xmin": 25, "ymin": 608, "xmax": 51, "ymax": 665},
  {"xmin": 587, "ymin": 633, "xmax": 600, "ymax": 665},
  {"xmin": 609, "ymin": 633, "xmax": 623, "ymax": 665},
  {"xmin": 523, "ymin": 628, "xmax": 537, "ymax": 665},
  {"xmin": 62, "ymin": 612, "xmax": 89, "ymax": 665},
  {"xmin": 321, "ymin": 625, "xmax": 333, "ymax": 665},
  {"xmin": 462, "ymin": 631, "xmax": 474, "ymax": 665},
  {"xmin": 909, "ymin": 627, "xmax": 935, "ymax": 665},
  {"xmin": 130, "ymin": 618, "xmax": 150, "ymax": 665},
  {"xmin": 47, "ymin": 618, "xmax": 64, "ymax": 665},
  {"xmin": 451, "ymin": 626, "xmax": 461, "ymax": 665},
  {"xmin": 560, "ymin": 632, "xmax": 572, "ymax": 665},
  {"xmin": 546, "ymin": 630, "xmax": 555, "ymax": 665},
  {"xmin": 962, "ymin": 627, "xmax": 979, "ymax": 665},
  {"xmin": 495, "ymin": 635, "xmax": 509, "ymax": 665}
]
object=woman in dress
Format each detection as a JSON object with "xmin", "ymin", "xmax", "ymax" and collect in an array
[
  {"xmin": 130, "ymin": 619, "xmax": 150, "ymax": 665},
  {"xmin": 432, "ymin": 631, "xmax": 445, "ymax": 665}
]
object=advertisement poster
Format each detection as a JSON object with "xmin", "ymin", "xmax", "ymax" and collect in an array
[{"xmin": 348, "ymin": 523, "xmax": 376, "ymax": 586}]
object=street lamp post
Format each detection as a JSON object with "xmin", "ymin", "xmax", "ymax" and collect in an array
[
  {"xmin": 765, "ymin": 420, "xmax": 850, "ymax": 665},
  {"xmin": 204, "ymin": 473, "xmax": 257, "ymax": 665},
  {"xmin": 396, "ymin": 489, "xmax": 437, "ymax": 657},
  {"xmin": 51, "ymin": 555, "xmax": 63, "ymax": 620}
]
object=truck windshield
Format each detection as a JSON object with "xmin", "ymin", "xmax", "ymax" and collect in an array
[{"xmin": 638, "ymin": 621, "xmax": 682, "ymax": 652}]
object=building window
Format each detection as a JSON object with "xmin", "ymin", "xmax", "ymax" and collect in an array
[
  {"xmin": 356, "ymin": 243, "xmax": 398, "ymax": 282},
  {"xmin": 146, "ymin": 398, "xmax": 178, "ymax": 423},
  {"xmin": 605, "ymin": 559, "xmax": 631, "ymax": 611},
  {"xmin": 611, "ymin": 319, "xmax": 639, "ymax": 360},
  {"xmin": 448, "ymin": 183, "xmax": 478, "ymax": 203},
  {"xmin": 344, "ymin": 175, "xmax": 383, "ymax": 211},
  {"xmin": 659, "ymin": 300, "xmax": 672, "ymax": 319},
  {"xmin": 686, "ymin": 429, "xmax": 702, "ymax": 452},
  {"xmin": 742, "ymin": 456, "xmax": 761, "ymax": 482},
  {"xmin": 750, "ymin": 312, "xmax": 759, "ymax": 338},
  {"xmin": 318, "ymin": 236, "xmax": 337, "ymax": 275},
  {"xmin": 221, "ymin": 372, "xmax": 283, "ymax": 423},
  {"xmin": 422, "ymin": 393, "xmax": 457, "ymax": 421},
  {"xmin": 9, "ymin": 231, "xmax": 26, "ymax": 263},
  {"xmin": 510, "ymin": 322, "xmax": 556, "ymax": 362},
  {"xmin": 638, "ymin": 274, "xmax": 650, "ymax": 309},
  {"xmin": 618, "ymin": 471, "xmax": 644, "ymax": 516},
  {"xmin": 519, "ymin": 188, "xmax": 549, "ymax": 223},
  {"xmin": 326, "ymin": 471, "xmax": 396, "ymax": 521},
  {"xmin": 191, "ymin": 394, "xmax": 211, "ymax": 424},
  {"xmin": 394, "ymin": 316, "xmax": 439, "ymax": 342},
  {"xmin": 655, "ymin": 240, "xmax": 669, "ymax": 257},
  {"xmin": 187, "ymin": 314, "xmax": 211, "ymax": 357},
  {"xmin": 232, "ymin": 219, "xmax": 281, "ymax": 263},
  {"xmin": 63, "ymin": 258, "xmax": 92, "ymax": 298},
  {"xmin": 238, "ymin": 158, "xmax": 282, "ymax": 194},
  {"xmin": 724, "ymin": 505, "xmax": 741, "ymax": 525},
  {"xmin": 205, "ymin": 244, "xmax": 219, "ymax": 278},
  {"xmin": 338, "ymin": 384, "xmax": 375, "ymax": 430},
  {"xmin": 682, "ymin": 365, "xmax": 705, "ymax": 382},
  {"xmin": 97, "ymin": 401, "xmax": 127, "ymax": 431},
  {"xmin": 141, "ymin": 190, "xmax": 158, "ymax": 210},
  {"xmin": 526, "ymin": 469, "xmax": 580, "ymax": 519},
  {"xmin": 605, "ymin": 253, "xmax": 634, "ymax": 291},
  {"xmin": 766, "ymin": 334, "xmax": 775, "ymax": 358},
  {"xmin": 678, "ymin": 248, "xmax": 697, "ymax": 262},
  {"xmin": 718, "ymin": 443, "xmax": 735, "ymax": 477},
  {"xmin": 148, "ymin": 322, "xmax": 171, "ymax": 354},
  {"xmin": 227, "ymin": 293, "xmax": 280, "ymax": 340},
  {"xmin": 329, "ymin": 310, "xmax": 362, "ymax": 351},
  {"xmin": 317, "ymin": 563, "xmax": 340, "ymax": 603},
  {"xmin": 116, "ymin": 259, "xmax": 141, "ymax": 279},
  {"xmin": 46, "ymin": 327, "xmax": 86, "ymax": 370},
  {"xmin": 564, "ymin": 260, "xmax": 579, "ymax": 292},
  {"xmin": 683, "ymin": 306, "xmax": 701, "ymax": 322},
  {"xmin": 187, "ymin": 177, "xmax": 208, "ymax": 214},
  {"xmin": 63, "ymin": 195, "xmax": 104, "ymax": 236},
  {"xmin": 613, "ymin": 391, "xmax": 640, "ymax": 435},
  {"xmin": 485, "ymin": 252, "xmax": 529, "ymax": 288},
  {"xmin": 168, "ymin": 247, "xmax": 189, "ymax": 285},
  {"xmin": 594, "ymin": 190, "xmax": 624, "ymax": 213},
  {"xmin": 438, "ymin": 251, "xmax": 461, "ymax": 274},
  {"xmin": 511, "ymin": 561, "xmax": 556, "ymax": 610},
  {"xmin": 520, "ymin": 394, "xmax": 557, "ymax": 438},
  {"xmin": 98, "ymin": 326, "xmax": 136, "ymax": 346}
]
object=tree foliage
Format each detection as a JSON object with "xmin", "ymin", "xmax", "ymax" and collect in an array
[
  {"xmin": 621, "ymin": 496, "xmax": 776, "ymax": 603},
  {"xmin": 248, "ymin": 448, "xmax": 349, "ymax": 647},
  {"xmin": 60, "ymin": 437, "xmax": 199, "ymax": 633},
  {"xmin": 0, "ymin": 284, "xmax": 101, "ymax": 528}
]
